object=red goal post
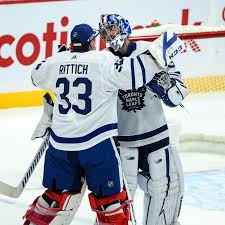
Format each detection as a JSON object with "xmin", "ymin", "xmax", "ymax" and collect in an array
[
  {"xmin": 130, "ymin": 24, "xmax": 225, "ymax": 41},
  {"xmin": 130, "ymin": 24, "xmax": 225, "ymax": 94}
]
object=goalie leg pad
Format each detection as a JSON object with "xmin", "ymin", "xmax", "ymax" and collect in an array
[
  {"xmin": 138, "ymin": 145, "xmax": 184, "ymax": 225},
  {"xmin": 89, "ymin": 190, "xmax": 131, "ymax": 225},
  {"xmin": 119, "ymin": 147, "xmax": 139, "ymax": 199},
  {"xmin": 23, "ymin": 187, "xmax": 85, "ymax": 225},
  {"xmin": 170, "ymin": 145, "xmax": 184, "ymax": 223}
]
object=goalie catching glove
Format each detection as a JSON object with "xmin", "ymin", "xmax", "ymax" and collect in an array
[
  {"xmin": 148, "ymin": 31, "xmax": 184, "ymax": 68},
  {"xmin": 31, "ymin": 93, "xmax": 54, "ymax": 141}
]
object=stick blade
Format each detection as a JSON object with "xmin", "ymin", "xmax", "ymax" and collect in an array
[{"xmin": 0, "ymin": 181, "xmax": 21, "ymax": 198}]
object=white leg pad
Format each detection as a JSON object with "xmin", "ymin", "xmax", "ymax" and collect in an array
[
  {"xmin": 170, "ymin": 145, "xmax": 184, "ymax": 223},
  {"xmin": 50, "ymin": 180, "xmax": 87, "ymax": 225},
  {"xmin": 138, "ymin": 145, "xmax": 183, "ymax": 225},
  {"xmin": 25, "ymin": 180, "xmax": 87, "ymax": 225},
  {"xmin": 49, "ymin": 193, "xmax": 82, "ymax": 225},
  {"xmin": 119, "ymin": 147, "xmax": 139, "ymax": 199}
]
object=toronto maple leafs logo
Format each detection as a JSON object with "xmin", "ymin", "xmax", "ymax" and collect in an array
[{"xmin": 118, "ymin": 86, "xmax": 146, "ymax": 112}]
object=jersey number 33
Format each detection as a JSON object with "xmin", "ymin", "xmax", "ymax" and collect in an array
[{"xmin": 56, "ymin": 77, "xmax": 92, "ymax": 115}]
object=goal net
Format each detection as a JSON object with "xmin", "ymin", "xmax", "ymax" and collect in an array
[{"xmin": 130, "ymin": 24, "xmax": 225, "ymax": 154}]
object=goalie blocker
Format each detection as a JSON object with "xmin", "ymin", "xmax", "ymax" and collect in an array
[{"xmin": 147, "ymin": 62, "xmax": 188, "ymax": 108}]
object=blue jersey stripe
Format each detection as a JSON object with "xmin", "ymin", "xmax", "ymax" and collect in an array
[
  {"xmin": 117, "ymin": 124, "xmax": 168, "ymax": 142},
  {"xmin": 137, "ymin": 56, "xmax": 146, "ymax": 85},
  {"xmin": 50, "ymin": 123, "xmax": 118, "ymax": 144},
  {"xmin": 131, "ymin": 58, "xmax": 135, "ymax": 89}
]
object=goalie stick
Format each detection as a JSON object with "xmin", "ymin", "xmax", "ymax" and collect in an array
[
  {"xmin": 0, "ymin": 92, "xmax": 53, "ymax": 198},
  {"xmin": 122, "ymin": 171, "xmax": 137, "ymax": 225},
  {"xmin": 0, "ymin": 46, "xmax": 66, "ymax": 199},
  {"xmin": 0, "ymin": 132, "xmax": 50, "ymax": 198}
]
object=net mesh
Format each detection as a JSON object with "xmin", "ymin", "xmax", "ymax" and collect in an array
[
  {"xmin": 183, "ymin": 76, "xmax": 225, "ymax": 93},
  {"xmin": 130, "ymin": 25, "xmax": 225, "ymax": 153}
]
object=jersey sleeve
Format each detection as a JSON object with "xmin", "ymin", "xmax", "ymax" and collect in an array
[{"xmin": 104, "ymin": 54, "xmax": 161, "ymax": 91}]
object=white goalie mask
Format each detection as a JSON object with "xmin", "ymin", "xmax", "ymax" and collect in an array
[{"xmin": 99, "ymin": 14, "xmax": 132, "ymax": 52}]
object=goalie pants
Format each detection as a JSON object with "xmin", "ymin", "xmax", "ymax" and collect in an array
[
  {"xmin": 119, "ymin": 137, "xmax": 170, "ymax": 198},
  {"xmin": 43, "ymin": 138, "xmax": 123, "ymax": 197},
  {"xmin": 138, "ymin": 137, "xmax": 170, "ymax": 172}
]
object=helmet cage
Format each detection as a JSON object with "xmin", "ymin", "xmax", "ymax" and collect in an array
[
  {"xmin": 99, "ymin": 14, "xmax": 131, "ymax": 51},
  {"xmin": 99, "ymin": 24, "xmax": 120, "ymax": 42}
]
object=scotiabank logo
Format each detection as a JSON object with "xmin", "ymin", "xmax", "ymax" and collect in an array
[{"xmin": 0, "ymin": 16, "xmax": 69, "ymax": 68}]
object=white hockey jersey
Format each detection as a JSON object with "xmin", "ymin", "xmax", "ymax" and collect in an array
[
  {"xmin": 31, "ymin": 50, "xmax": 161, "ymax": 151},
  {"xmin": 109, "ymin": 41, "xmax": 180, "ymax": 147}
]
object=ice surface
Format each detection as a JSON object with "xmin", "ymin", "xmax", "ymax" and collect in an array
[{"xmin": 0, "ymin": 94, "xmax": 225, "ymax": 225}]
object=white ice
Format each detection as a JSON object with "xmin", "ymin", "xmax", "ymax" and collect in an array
[{"xmin": 0, "ymin": 94, "xmax": 225, "ymax": 225}]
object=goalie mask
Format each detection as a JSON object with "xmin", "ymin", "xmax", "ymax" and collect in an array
[{"xmin": 99, "ymin": 14, "xmax": 132, "ymax": 52}]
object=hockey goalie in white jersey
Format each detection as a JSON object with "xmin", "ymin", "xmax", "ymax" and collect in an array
[
  {"xmin": 22, "ymin": 23, "xmax": 185, "ymax": 225},
  {"xmin": 99, "ymin": 14, "xmax": 188, "ymax": 225}
]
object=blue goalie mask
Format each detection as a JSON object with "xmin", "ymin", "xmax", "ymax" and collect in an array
[{"xmin": 99, "ymin": 14, "xmax": 132, "ymax": 51}]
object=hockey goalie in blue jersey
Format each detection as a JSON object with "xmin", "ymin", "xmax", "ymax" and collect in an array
[
  {"xmin": 22, "ymin": 23, "xmax": 180, "ymax": 225},
  {"xmin": 99, "ymin": 14, "xmax": 188, "ymax": 225}
]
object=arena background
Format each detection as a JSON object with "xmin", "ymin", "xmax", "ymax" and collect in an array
[
  {"xmin": 0, "ymin": 0, "xmax": 225, "ymax": 108},
  {"xmin": 0, "ymin": 2, "xmax": 225, "ymax": 225}
]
